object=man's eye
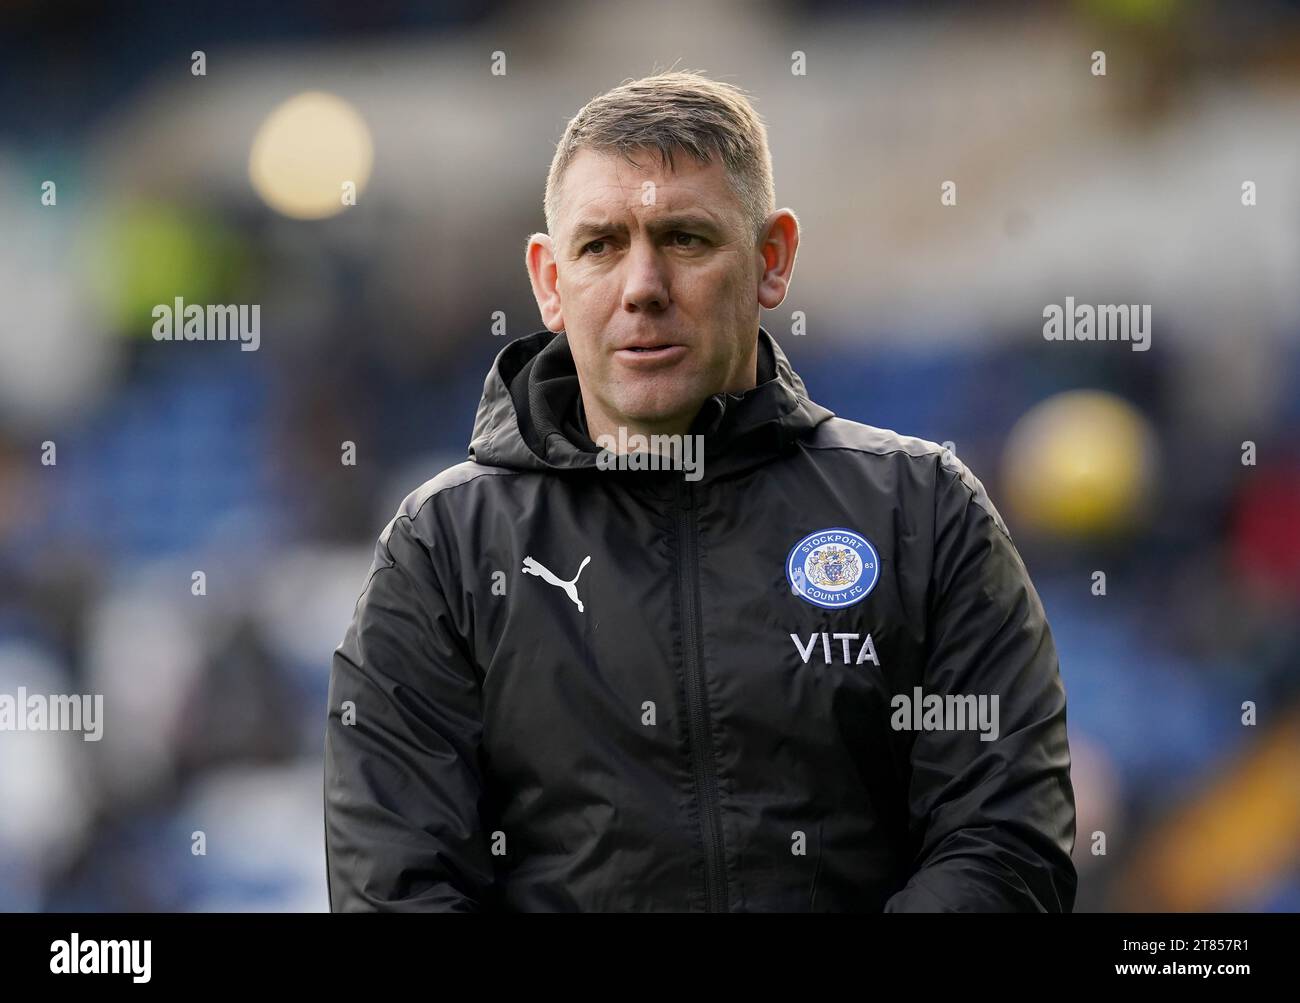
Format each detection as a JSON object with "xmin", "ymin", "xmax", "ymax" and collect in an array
[
  {"xmin": 581, "ymin": 240, "xmax": 607, "ymax": 255},
  {"xmin": 672, "ymin": 232, "xmax": 703, "ymax": 248}
]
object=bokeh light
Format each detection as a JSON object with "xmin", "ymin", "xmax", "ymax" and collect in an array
[
  {"xmin": 81, "ymin": 202, "xmax": 247, "ymax": 336},
  {"xmin": 1001, "ymin": 390, "xmax": 1157, "ymax": 538},
  {"xmin": 248, "ymin": 91, "xmax": 373, "ymax": 221}
]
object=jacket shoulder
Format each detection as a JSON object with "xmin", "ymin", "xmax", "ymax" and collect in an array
[
  {"xmin": 805, "ymin": 416, "xmax": 1010, "ymax": 539},
  {"xmin": 807, "ymin": 415, "xmax": 948, "ymax": 461},
  {"xmin": 381, "ymin": 460, "xmax": 511, "ymax": 546}
]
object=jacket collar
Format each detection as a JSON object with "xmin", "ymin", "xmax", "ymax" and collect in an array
[{"xmin": 468, "ymin": 326, "xmax": 835, "ymax": 482}]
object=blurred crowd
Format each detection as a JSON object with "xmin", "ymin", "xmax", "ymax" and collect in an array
[{"xmin": 0, "ymin": 0, "xmax": 1297, "ymax": 911}]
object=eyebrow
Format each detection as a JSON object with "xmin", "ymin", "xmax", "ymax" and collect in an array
[{"xmin": 567, "ymin": 213, "xmax": 723, "ymax": 247}]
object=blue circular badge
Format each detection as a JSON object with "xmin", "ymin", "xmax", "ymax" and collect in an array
[{"xmin": 786, "ymin": 528, "xmax": 880, "ymax": 609}]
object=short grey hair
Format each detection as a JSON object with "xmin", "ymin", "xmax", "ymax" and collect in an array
[{"xmin": 544, "ymin": 70, "xmax": 777, "ymax": 245}]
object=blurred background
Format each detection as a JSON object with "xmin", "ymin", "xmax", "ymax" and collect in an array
[{"xmin": 0, "ymin": 0, "xmax": 1297, "ymax": 912}]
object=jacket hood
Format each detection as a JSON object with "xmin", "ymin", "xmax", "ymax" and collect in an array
[{"xmin": 467, "ymin": 326, "xmax": 836, "ymax": 481}]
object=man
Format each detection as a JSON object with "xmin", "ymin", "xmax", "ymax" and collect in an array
[{"xmin": 324, "ymin": 71, "xmax": 1077, "ymax": 912}]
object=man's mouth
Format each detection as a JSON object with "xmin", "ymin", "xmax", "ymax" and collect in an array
[{"xmin": 614, "ymin": 344, "xmax": 688, "ymax": 366}]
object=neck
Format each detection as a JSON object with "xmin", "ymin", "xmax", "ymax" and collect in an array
[
  {"xmin": 583, "ymin": 342, "xmax": 759, "ymax": 450},
  {"xmin": 585, "ymin": 407, "xmax": 695, "ymax": 446}
]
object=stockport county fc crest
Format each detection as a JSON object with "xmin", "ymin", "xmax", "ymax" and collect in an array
[{"xmin": 786, "ymin": 528, "xmax": 880, "ymax": 609}]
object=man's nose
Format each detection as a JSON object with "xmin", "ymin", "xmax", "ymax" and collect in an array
[{"xmin": 621, "ymin": 241, "xmax": 670, "ymax": 313}]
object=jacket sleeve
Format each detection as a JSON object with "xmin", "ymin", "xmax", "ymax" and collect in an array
[
  {"xmin": 884, "ymin": 454, "xmax": 1077, "ymax": 912},
  {"xmin": 324, "ymin": 506, "xmax": 497, "ymax": 911}
]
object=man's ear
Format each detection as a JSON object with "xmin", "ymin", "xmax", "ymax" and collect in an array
[
  {"xmin": 525, "ymin": 232, "xmax": 564, "ymax": 332},
  {"xmin": 756, "ymin": 209, "xmax": 799, "ymax": 310}
]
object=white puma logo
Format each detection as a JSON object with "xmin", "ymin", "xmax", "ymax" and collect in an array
[{"xmin": 521, "ymin": 554, "xmax": 592, "ymax": 613}]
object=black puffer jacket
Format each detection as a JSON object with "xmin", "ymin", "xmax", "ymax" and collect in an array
[{"xmin": 323, "ymin": 327, "xmax": 1077, "ymax": 912}]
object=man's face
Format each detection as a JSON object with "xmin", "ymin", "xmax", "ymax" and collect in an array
[{"xmin": 540, "ymin": 147, "xmax": 765, "ymax": 435}]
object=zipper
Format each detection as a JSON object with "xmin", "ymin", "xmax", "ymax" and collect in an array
[{"xmin": 674, "ymin": 476, "xmax": 729, "ymax": 912}]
